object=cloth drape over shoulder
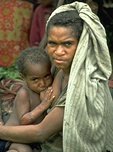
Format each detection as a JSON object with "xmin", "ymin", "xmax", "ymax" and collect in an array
[{"xmin": 48, "ymin": 2, "xmax": 113, "ymax": 152}]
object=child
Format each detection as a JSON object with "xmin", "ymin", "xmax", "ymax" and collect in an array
[
  {"xmin": 3, "ymin": 47, "xmax": 57, "ymax": 152},
  {"xmin": 29, "ymin": 0, "xmax": 58, "ymax": 47}
]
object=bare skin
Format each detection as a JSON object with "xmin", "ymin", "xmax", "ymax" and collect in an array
[
  {"xmin": 5, "ymin": 62, "xmax": 54, "ymax": 152},
  {"xmin": 0, "ymin": 26, "xmax": 78, "ymax": 150},
  {"xmin": 0, "ymin": 107, "xmax": 64, "ymax": 143},
  {"xmin": 47, "ymin": 26, "xmax": 78, "ymax": 72},
  {"xmin": 6, "ymin": 62, "xmax": 54, "ymax": 126}
]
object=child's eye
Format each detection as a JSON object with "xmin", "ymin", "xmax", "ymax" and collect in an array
[
  {"xmin": 31, "ymin": 78, "xmax": 39, "ymax": 81},
  {"xmin": 45, "ymin": 74, "xmax": 52, "ymax": 80}
]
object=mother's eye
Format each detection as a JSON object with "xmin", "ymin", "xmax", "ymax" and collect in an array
[
  {"xmin": 63, "ymin": 42, "xmax": 72, "ymax": 47},
  {"xmin": 48, "ymin": 41, "xmax": 56, "ymax": 47}
]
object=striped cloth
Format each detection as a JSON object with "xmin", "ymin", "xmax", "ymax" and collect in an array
[{"xmin": 48, "ymin": 2, "xmax": 113, "ymax": 152}]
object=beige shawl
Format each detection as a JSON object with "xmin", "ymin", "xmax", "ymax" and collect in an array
[{"xmin": 47, "ymin": 2, "xmax": 113, "ymax": 152}]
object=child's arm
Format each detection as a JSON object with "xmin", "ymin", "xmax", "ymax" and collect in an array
[
  {"xmin": 5, "ymin": 87, "xmax": 31, "ymax": 126},
  {"xmin": 20, "ymin": 70, "xmax": 63, "ymax": 125},
  {"xmin": 20, "ymin": 87, "xmax": 55, "ymax": 125}
]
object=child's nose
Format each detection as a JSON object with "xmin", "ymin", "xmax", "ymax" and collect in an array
[{"xmin": 39, "ymin": 79, "xmax": 46, "ymax": 87}]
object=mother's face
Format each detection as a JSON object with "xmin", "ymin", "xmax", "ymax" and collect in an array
[{"xmin": 47, "ymin": 26, "xmax": 78, "ymax": 71}]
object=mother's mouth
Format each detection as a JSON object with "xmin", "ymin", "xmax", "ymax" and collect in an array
[{"xmin": 54, "ymin": 59, "xmax": 64, "ymax": 64}]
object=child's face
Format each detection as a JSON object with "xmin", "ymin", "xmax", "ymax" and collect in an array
[{"xmin": 24, "ymin": 62, "xmax": 53, "ymax": 94}]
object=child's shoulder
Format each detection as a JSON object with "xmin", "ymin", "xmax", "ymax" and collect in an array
[{"xmin": 17, "ymin": 85, "xmax": 30, "ymax": 98}]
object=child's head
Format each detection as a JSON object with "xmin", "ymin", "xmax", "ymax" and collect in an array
[{"xmin": 17, "ymin": 47, "xmax": 53, "ymax": 93}]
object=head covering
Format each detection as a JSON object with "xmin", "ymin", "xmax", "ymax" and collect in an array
[{"xmin": 47, "ymin": 2, "xmax": 113, "ymax": 152}]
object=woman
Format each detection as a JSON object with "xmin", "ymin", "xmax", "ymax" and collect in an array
[{"xmin": 0, "ymin": 1, "xmax": 113, "ymax": 152}]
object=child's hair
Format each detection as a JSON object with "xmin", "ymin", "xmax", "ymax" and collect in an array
[
  {"xmin": 16, "ymin": 47, "xmax": 51, "ymax": 76},
  {"xmin": 46, "ymin": 10, "xmax": 83, "ymax": 40}
]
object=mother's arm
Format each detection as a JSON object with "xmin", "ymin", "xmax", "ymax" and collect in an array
[{"xmin": 0, "ymin": 107, "xmax": 64, "ymax": 143}]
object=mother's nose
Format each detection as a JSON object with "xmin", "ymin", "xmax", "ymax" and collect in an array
[{"xmin": 54, "ymin": 45, "xmax": 65, "ymax": 55}]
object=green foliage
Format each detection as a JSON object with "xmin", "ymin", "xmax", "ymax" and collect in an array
[{"xmin": 0, "ymin": 64, "xmax": 20, "ymax": 80}]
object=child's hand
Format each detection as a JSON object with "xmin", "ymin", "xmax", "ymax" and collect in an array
[{"xmin": 40, "ymin": 87, "xmax": 55, "ymax": 108}]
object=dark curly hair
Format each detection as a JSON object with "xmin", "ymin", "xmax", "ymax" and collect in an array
[
  {"xmin": 16, "ymin": 47, "xmax": 51, "ymax": 76},
  {"xmin": 46, "ymin": 10, "xmax": 83, "ymax": 40}
]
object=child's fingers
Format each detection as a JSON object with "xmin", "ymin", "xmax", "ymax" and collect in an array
[
  {"xmin": 51, "ymin": 95, "xmax": 55, "ymax": 100},
  {"xmin": 49, "ymin": 95, "xmax": 55, "ymax": 103},
  {"xmin": 45, "ymin": 87, "xmax": 53, "ymax": 97},
  {"xmin": 47, "ymin": 87, "xmax": 53, "ymax": 93}
]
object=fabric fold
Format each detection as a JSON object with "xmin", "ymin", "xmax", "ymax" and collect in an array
[{"xmin": 48, "ymin": 2, "xmax": 113, "ymax": 152}]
